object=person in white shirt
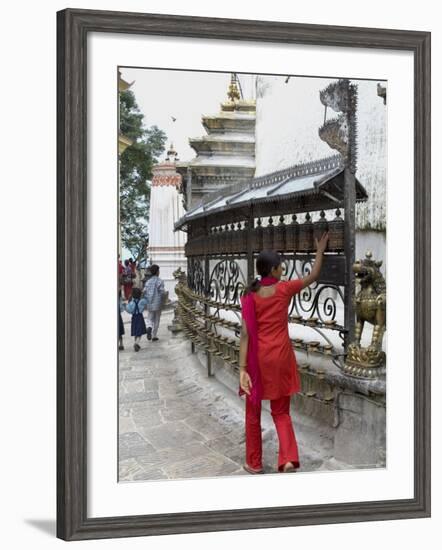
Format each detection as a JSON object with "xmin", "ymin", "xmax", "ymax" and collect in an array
[{"xmin": 143, "ymin": 264, "xmax": 165, "ymax": 341}]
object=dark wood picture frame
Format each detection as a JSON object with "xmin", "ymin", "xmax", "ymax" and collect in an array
[{"xmin": 57, "ymin": 8, "xmax": 431, "ymax": 541}]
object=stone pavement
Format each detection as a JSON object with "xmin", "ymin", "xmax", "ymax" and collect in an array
[{"xmin": 119, "ymin": 309, "xmax": 352, "ymax": 482}]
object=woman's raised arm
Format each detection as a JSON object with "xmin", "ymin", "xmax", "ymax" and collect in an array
[{"xmin": 300, "ymin": 231, "xmax": 329, "ymax": 289}]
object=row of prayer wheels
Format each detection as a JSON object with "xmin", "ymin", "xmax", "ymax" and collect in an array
[
  {"xmin": 185, "ymin": 211, "xmax": 344, "ymax": 257},
  {"xmin": 177, "ymin": 301, "xmax": 240, "ymax": 368},
  {"xmin": 176, "ymin": 281, "xmax": 339, "ymax": 365}
]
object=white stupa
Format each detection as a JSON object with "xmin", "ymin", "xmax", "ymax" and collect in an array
[{"xmin": 147, "ymin": 144, "xmax": 187, "ymax": 300}]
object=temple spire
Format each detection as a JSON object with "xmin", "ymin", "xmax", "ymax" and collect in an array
[{"xmin": 175, "ymin": 73, "xmax": 256, "ymax": 207}]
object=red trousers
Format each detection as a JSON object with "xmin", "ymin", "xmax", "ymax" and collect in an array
[{"xmin": 245, "ymin": 394, "xmax": 300, "ymax": 471}]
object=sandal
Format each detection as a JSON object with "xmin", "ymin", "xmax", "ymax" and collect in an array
[{"xmin": 243, "ymin": 463, "xmax": 264, "ymax": 475}]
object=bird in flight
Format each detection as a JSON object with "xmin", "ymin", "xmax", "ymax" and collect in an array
[{"xmin": 171, "ymin": 116, "xmax": 177, "ymax": 122}]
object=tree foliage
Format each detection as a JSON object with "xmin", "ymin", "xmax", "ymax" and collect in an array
[{"xmin": 119, "ymin": 89, "xmax": 166, "ymax": 262}]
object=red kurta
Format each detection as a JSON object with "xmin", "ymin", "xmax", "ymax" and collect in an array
[{"xmin": 253, "ymin": 279, "xmax": 303, "ymax": 400}]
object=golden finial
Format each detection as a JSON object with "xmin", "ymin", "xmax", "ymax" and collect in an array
[{"xmin": 227, "ymin": 73, "xmax": 240, "ymax": 102}]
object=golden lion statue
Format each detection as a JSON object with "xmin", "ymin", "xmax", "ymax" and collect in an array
[{"xmin": 344, "ymin": 251, "xmax": 386, "ymax": 378}]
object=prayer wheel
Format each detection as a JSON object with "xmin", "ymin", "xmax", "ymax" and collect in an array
[
  {"xmin": 273, "ymin": 215, "xmax": 286, "ymax": 252},
  {"xmin": 327, "ymin": 209, "xmax": 345, "ymax": 251},
  {"xmin": 262, "ymin": 217, "xmax": 275, "ymax": 250},
  {"xmin": 299, "ymin": 213, "xmax": 314, "ymax": 251},
  {"xmin": 252, "ymin": 218, "xmax": 263, "ymax": 252},
  {"xmin": 285, "ymin": 214, "xmax": 300, "ymax": 252}
]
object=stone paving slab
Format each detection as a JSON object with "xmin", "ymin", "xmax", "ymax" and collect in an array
[
  {"xmin": 162, "ymin": 452, "xmax": 240, "ymax": 480},
  {"xmin": 132, "ymin": 467, "xmax": 168, "ymax": 481},
  {"xmin": 140, "ymin": 421, "xmax": 206, "ymax": 450},
  {"xmin": 119, "ymin": 458, "xmax": 147, "ymax": 481},
  {"xmin": 130, "ymin": 406, "xmax": 163, "ymax": 429},
  {"xmin": 119, "ymin": 391, "xmax": 159, "ymax": 404},
  {"xmin": 119, "ymin": 432, "xmax": 156, "ymax": 461},
  {"xmin": 204, "ymin": 435, "xmax": 245, "ymax": 465},
  {"xmin": 136, "ymin": 441, "xmax": 211, "ymax": 470},
  {"xmin": 183, "ymin": 412, "xmax": 237, "ymax": 440},
  {"xmin": 160, "ymin": 400, "xmax": 195, "ymax": 422}
]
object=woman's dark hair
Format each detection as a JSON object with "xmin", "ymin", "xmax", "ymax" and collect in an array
[
  {"xmin": 245, "ymin": 250, "xmax": 282, "ymax": 294},
  {"xmin": 124, "ymin": 259, "xmax": 130, "ymax": 266},
  {"xmin": 132, "ymin": 287, "xmax": 142, "ymax": 300},
  {"xmin": 150, "ymin": 264, "xmax": 160, "ymax": 276}
]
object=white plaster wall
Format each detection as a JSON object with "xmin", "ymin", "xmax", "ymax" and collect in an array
[
  {"xmin": 255, "ymin": 75, "xmax": 334, "ymax": 175},
  {"xmin": 148, "ymin": 184, "xmax": 187, "ymax": 249},
  {"xmin": 148, "ymin": 184, "xmax": 187, "ymax": 300},
  {"xmin": 355, "ymin": 81, "xmax": 387, "ymax": 231},
  {"xmin": 255, "ymin": 76, "xmax": 387, "ymax": 231},
  {"xmin": 356, "ymin": 231, "xmax": 387, "ymax": 277}
]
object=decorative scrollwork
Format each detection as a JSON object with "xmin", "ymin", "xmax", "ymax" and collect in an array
[
  {"xmin": 187, "ymin": 257, "xmax": 205, "ymax": 295},
  {"xmin": 291, "ymin": 285, "xmax": 343, "ymax": 324},
  {"xmin": 281, "ymin": 255, "xmax": 343, "ymax": 323},
  {"xmin": 208, "ymin": 259, "xmax": 246, "ymax": 305}
]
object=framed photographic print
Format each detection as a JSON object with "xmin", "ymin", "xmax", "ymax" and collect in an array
[{"xmin": 57, "ymin": 8, "xmax": 431, "ymax": 541}]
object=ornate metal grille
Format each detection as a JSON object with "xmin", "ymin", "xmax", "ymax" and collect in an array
[
  {"xmin": 187, "ymin": 257, "xmax": 205, "ymax": 294},
  {"xmin": 280, "ymin": 254, "xmax": 344, "ymax": 327},
  {"xmin": 208, "ymin": 259, "xmax": 247, "ymax": 305}
]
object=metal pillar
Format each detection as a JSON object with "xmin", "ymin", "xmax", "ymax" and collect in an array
[
  {"xmin": 186, "ymin": 166, "xmax": 192, "ymax": 210},
  {"xmin": 246, "ymin": 208, "xmax": 255, "ymax": 283},
  {"xmin": 343, "ymin": 80, "xmax": 358, "ymax": 352},
  {"xmin": 318, "ymin": 78, "xmax": 358, "ymax": 357},
  {"xmin": 204, "ymin": 221, "xmax": 213, "ymax": 377},
  {"xmin": 343, "ymin": 167, "xmax": 356, "ymax": 350}
]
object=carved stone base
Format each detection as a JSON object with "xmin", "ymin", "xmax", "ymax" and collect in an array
[
  {"xmin": 167, "ymin": 303, "xmax": 183, "ymax": 334},
  {"xmin": 343, "ymin": 343, "xmax": 386, "ymax": 379}
]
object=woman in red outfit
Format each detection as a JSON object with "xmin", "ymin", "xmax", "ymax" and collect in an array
[{"xmin": 239, "ymin": 232, "xmax": 329, "ymax": 474}]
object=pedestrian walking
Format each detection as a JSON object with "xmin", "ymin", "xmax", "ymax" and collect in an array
[
  {"xmin": 143, "ymin": 264, "xmax": 165, "ymax": 341},
  {"xmin": 118, "ymin": 291, "xmax": 125, "ymax": 351},
  {"xmin": 238, "ymin": 231, "xmax": 329, "ymax": 475},
  {"xmin": 142, "ymin": 265, "xmax": 152, "ymax": 287},
  {"xmin": 125, "ymin": 287, "xmax": 148, "ymax": 351},
  {"xmin": 118, "ymin": 255, "xmax": 124, "ymax": 295},
  {"xmin": 132, "ymin": 261, "xmax": 143, "ymax": 288}
]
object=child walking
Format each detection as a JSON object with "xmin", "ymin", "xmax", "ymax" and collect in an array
[
  {"xmin": 143, "ymin": 264, "xmax": 165, "ymax": 342},
  {"xmin": 125, "ymin": 287, "xmax": 148, "ymax": 352},
  {"xmin": 239, "ymin": 232, "xmax": 329, "ymax": 474}
]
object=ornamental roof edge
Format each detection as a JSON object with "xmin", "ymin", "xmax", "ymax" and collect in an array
[{"xmin": 174, "ymin": 154, "xmax": 358, "ymax": 230}]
